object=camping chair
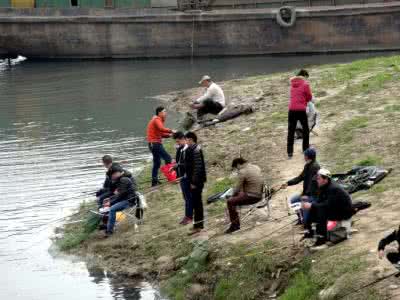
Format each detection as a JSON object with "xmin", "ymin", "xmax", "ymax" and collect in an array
[
  {"xmin": 91, "ymin": 192, "xmax": 146, "ymax": 232},
  {"xmin": 239, "ymin": 184, "xmax": 274, "ymax": 224}
]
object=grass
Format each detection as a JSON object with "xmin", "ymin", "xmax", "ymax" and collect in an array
[
  {"xmin": 280, "ymin": 249, "xmax": 365, "ymax": 300},
  {"xmin": 384, "ymin": 104, "xmax": 400, "ymax": 112},
  {"xmin": 333, "ymin": 116, "xmax": 369, "ymax": 144},
  {"xmin": 354, "ymin": 155, "xmax": 383, "ymax": 167},
  {"xmin": 207, "ymin": 177, "xmax": 235, "ymax": 197},
  {"xmin": 213, "ymin": 254, "xmax": 275, "ymax": 300},
  {"xmin": 55, "ymin": 201, "xmax": 100, "ymax": 251}
]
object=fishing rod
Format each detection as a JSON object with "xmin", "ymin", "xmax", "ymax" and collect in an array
[{"xmin": 337, "ymin": 271, "xmax": 399, "ymax": 299}]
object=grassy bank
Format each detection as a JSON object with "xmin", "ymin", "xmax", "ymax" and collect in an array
[{"xmin": 57, "ymin": 55, "xmax": 400, "ymax": 299}]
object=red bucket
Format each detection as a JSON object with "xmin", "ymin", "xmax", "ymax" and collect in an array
[{"xmin": 160, "ymin": 163, "xmax": 177, "ymax": 182}]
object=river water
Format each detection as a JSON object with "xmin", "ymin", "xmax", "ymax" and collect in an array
[{"xmin": 0, "ymin": 52, "xmax": 396, "ymax": 300}]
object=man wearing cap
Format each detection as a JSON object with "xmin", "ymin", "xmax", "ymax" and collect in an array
[
  {"xmin": 102, "ymin": 165, "xmax": 138, "ymax": 237},
  {"xmin": 147, "ymin": 106, "xmax": 174, "ymax": 187},
  {"xmin": 191, "ymin": 75, "xmax": 226, "ymax": 120},
  {"xmin": 281, "ymin": 148, "xmax": 320, "ymax": 225},
  {"xmin": 302, "ymin": 168, "xmax": 353, "ymax": 246}
]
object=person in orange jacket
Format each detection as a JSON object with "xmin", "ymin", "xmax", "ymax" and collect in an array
[{"xmin": 146, "ymin": 106, "xmax": 174, "ymax": 187}]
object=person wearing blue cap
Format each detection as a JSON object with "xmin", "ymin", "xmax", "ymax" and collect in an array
[{"xmin": 281, "ymin": 148, "xmax": 320, "ymax": 225}]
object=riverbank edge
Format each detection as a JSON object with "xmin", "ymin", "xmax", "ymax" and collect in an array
[{"xmin": 56, "ymin": 55, "xmax": 400, "ymax": 300}]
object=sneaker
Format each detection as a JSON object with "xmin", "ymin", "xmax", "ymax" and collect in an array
[
  {"xmin": 98, "ymin": 224, "xmax": 107, "ymax": 231},
  {"xmin": 179, "ymin": 217, "xmax": 193, "ymax": 225},
  {"xmin": 301, "ymin": 230, "xmax": 314, "ymax": 240},
  {"xmin": 313, "ymin": 237, "xmax": 327, "ymax": 247},
  {"xmin": 295, "ymin": 219, "xmax": 303, "ymax": 226},
  {"xmin": 151, "ymin": 180, "xmax": 161, "ymax": 187},
  {"xmin": 224, "ymin": 224, "xmax": 240, "ymax": 234}
]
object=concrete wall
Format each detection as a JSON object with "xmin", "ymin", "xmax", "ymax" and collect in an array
[{"xmin": 1, "ymin": 2, "xmax": 400, "ymax": 58}]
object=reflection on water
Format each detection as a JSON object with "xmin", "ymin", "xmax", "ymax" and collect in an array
[{"xmin": 0, "ymin": 52, "xmax": 398, "ymax": 300}]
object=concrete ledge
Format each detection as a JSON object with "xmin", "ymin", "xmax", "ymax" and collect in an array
[{"xmin": 1, "ymin": 2, "xmax": 400, "ymax": 58}]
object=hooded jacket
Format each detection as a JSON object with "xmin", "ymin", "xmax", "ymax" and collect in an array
[
  {"xmin": 146, "ymin": 116, "xmax": 172, "ymax": 143},
  {"xmin": 287, "ymin": 160, "xmax": 320, "ymax": 197},
  {"xmin": 289, "ymin": 76, "xmax": 313, "ymax": 111},
  {"xmin": 312, "ymin": 181, "xmax": 353, "ymax": 221},
  {"xmin": 378, "ymin": 227, "xmax": 400, "ymax": 251},
  {"xmin": 184, "ymin": 144, "xmax": 207, "ymax": 187},
  {"xmin": 110, "ymin": 173, "xmax": 137, "ymax": 206}
]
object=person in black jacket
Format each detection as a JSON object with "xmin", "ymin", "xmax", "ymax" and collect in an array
[
  {"xmin": 302, "ymin": 168, "xmax": 353, "ymax": 246},
  {"xmin": 282, "ymin": 148, "xmax": 320, "ymax": 225},
  {"xmin": 96, "ymin": 155, "xmax": 133, "ymax": 208},
  {"xmin": 173, "ymin": 131, "xmax": 193, "ymax": 225},
  {"xmin": 184, "ymin": 132, "xmax": 207, "ymax": 235},
  {"xmin": 102, "ymin": 165, "xmax": 137, "ymax": 237},
  {"xmin": 378, "ymin": 226, "xmax": 400, "ymax": 269}
]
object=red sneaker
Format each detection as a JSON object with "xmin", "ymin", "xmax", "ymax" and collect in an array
[{"xmin": 179, "ymin": 217, "xmax": 193, "ymax": 225}]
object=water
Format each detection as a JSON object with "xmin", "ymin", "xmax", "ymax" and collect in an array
[{"xmin": 0, "ymin": 52, "xmax": 397, "ymax": 300}]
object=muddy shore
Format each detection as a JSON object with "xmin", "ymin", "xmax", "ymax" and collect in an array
[{"xmin": 58, "ymin": 55, "xmax": 400, "ymax": 300}]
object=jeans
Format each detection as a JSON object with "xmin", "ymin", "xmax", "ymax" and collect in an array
[
  {"xmin": 106, "ymin": 200, "xmax": 131, "ymax": 234},
  {"xmin": 227, "ymin": 192, "xmax": 261, "ymax": 227},
  {"xmin": 290, "ymin": 194, "xmax": 316, "ymax": 224},
  {"xmin": 191, "ymin": 184, "xmax": 204, "ymax": 229},
  {"xmin": 97, "ymin": 191, "xmax": 112, "ymax": 208},
  {"xmin": 197, "ymin": 99, "xmax": 223, "ymax": 119},
  {"xmin": 180, "ymin": 177, "xmax": 193, "ymax": 218},
  {"xmin": 149, "ymin": 142, "xmax": 172, "ymax": 185},
  {"xmin": 287, "ymin": 110, "xmax": 310, "ymax": 156}
]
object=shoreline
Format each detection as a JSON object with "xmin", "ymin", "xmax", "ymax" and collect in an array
[{"xmin": 57, "ymin": 54, "xmax": 400, "ymax": 299}]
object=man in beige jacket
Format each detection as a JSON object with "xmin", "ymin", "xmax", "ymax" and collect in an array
[{"xmin": 225, "ymin": 158, "xmax": 264, "ymax": 234}]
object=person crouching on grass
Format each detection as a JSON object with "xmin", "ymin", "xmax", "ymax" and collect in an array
[
  {"xmin": 378, "ymin": 225, "xmax": 400, "ymax": 271},
  {"xmin": 225, "ymin": 158, "xmax": 264, "ymax": 234}
]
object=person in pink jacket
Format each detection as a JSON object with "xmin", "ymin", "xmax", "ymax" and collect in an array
[{"xmin": 287, "ymin": 69, "xmax": 313, "ymax": 159}]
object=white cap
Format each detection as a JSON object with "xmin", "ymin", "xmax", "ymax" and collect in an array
[
  {"xmin": 199, "ymin": 75, "xmax": 211, "ymax": 84},
  {"xmin": 318, "ymin": 168, "xmax": 332, "ymax": 178}
]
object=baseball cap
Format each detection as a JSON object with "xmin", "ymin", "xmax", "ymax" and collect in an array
[
  {"xmin": 318, "ymin": 168, "xmax": 331, "ymax": 178},
  {"xmin": 199, "ymin": 75, "xmax": 211, "ymax": 84}
]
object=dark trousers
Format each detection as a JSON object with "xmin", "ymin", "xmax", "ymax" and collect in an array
[
  {"xmin": 149, "ymin": 142, "xmax": 172, "ymax": 184},
  {"xmin": 197, "ymin": 99, "xmax": 223, "ymax": 119},
  {"xmin": 191, "ymin": 184, "xmax": 204, "ymax": 229},
  {"xmin": 180, "ymin": 177, "xmax": 193, "ymax": 218},
  {"xmin": 306, "ymin": 205, "xmax": 328, "ymax": 239},
  {"xmin": 387, "ymin": 252, "xmax": 400, "ymax": 267},
  {"xmin": 227, "ymin": 192, "xmax": 261, "ymax": 227},
  {"xmin": 287, "ymin": 110, "xmax": 310, "ymax": 156}
]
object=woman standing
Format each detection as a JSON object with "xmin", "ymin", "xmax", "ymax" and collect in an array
[{"xmin": 287, "ymin": 69, "xmax": 313, "ymax": 159}]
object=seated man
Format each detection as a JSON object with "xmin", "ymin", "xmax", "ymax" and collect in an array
[
  {"xmin": 96, "ymin": 155, "xmax": 118, "ymax": 207},
  {"xmin": 378, "ymin": 225, "xmax": 400, "ymax": 270},
  {"xmin": 96, "ymin": 155, "xmax": 132, "ymax": 208},
  {"xmin": 102, "ymin": 165, "xmax": 137, "ymax": 237},
  {"xmin": 191, "ymin": 75, "xmax": 226, "ymax": 121},
  {"xmin": 282, "ymin": 148, "xmax": 320, "ymax": 225},
  {"xmin": 302, "ymin": 168, "xmax": 353, "ymax": 246},
  {"xmin": 225, "ymin": 158, "xmax": 264, "ymax": 234}
]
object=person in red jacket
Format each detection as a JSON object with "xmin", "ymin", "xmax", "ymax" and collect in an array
[
  {"xmin": 146, "ymin": 106, "xmax": 174, "ymax": 187},
  {"xmin": 287, "ymin": 69, "xmax": 313, "ymax": 159}
]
